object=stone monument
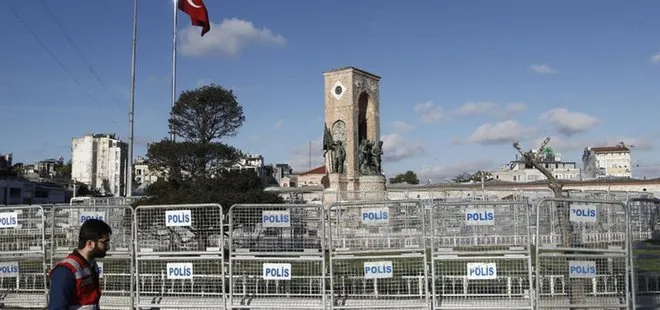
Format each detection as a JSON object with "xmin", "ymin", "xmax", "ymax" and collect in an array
[{"xmin": 322, "ymin": 67, "xmax": 387, "ymax": 202}]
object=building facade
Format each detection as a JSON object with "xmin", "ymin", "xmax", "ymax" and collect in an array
[
  {"xmin": 582, "ymin": 142, "xmax": 632, "ymax": 179},
  {"xmin": 493, "ymin": 147, "xmax": 581, "ymax": 182},
  {"xmin": 0, "ymin": 179, "xmax": 66, "ymax": 205},
  {"xmin": 71, "ymin": 134, "xmax": 128, "ymax": 196},
  {"xmin": 0, "ymin": 154, "xmax": 12, "ymax": 171},
  {"xmin": 132, "ymin": 157, "xmax": 159, "ymax": 193}
]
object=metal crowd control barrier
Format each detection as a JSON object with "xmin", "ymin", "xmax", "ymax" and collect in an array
[
  {"xmin": 535, "ymin": 198, "xmax": 629, "ymax": 309},
  {"xmin": 328, "ymin": 200, "xmax": 428, "ymax": 309},
  {"xmin": 50, "ymin": 204, "xmax": 135, "ymax": 309},
  {"xmin": 627, "ymin": 197, "xmax": 660, "ymax": 309},
  {"xmin": 228, "ymin": 204, "xmax": 326, "ymax": 309},
  {"xmin": 134, "ymin": 204, "xmax": 225, "ymax": 309},
  {"xmin": 323, "ymin": 190, "xmax": 390, "ymax": 205},
  {"xmin": 429, "ymin": 201, "xmax": 533, "ymax": 309},
  {"xmin": 0, "ymin": 205, "xmax": 48, "ymax": 308}
]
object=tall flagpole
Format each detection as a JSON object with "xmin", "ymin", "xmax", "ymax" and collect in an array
[
  {"xmin": 169, "ymin": 0, "xmax": 178, "ymax": 142},
  {"xmin": 127, "ymin": 0, "xmax": 138, "ymax": 197}
]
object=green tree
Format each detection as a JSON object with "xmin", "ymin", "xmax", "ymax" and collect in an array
[
  {"xmin": 452, "ymin": 170, "xmax": 493, "ymax": 183},
  {"xmin": 451, "ymin": 171, "xmax": 472, "ymax": 183},
  {"xmin": 75, "ymin": 183, "xmax": 102, "ymax": 197},
  {"xmin": 134, "ymin": 84, "xmax": 283, "ymax": 248},
  {"xmin": 388, "ymin": 170, "xmax": 419, "ymax": 184},
  {"xmin": 55, "ymin": 160, "xmax": 72, "ymax": 180},
  {"xmin": 169, "ymin": 84, "xmax": 245, "ymax": 144}
]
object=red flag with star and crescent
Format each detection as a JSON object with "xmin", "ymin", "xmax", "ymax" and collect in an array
[{"xmin": 177, "ymin": 0, "xmax": 211, "ymax": 36}]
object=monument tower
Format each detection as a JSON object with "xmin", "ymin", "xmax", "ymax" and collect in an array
[{"xmin": 322, "ymin": 67, "xmax": 386, "ymax": 199}]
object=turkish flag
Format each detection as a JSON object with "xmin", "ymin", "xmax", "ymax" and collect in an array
[{"xmin": 177, "ymin": 0, "xmax": 210, "ymax": 36}]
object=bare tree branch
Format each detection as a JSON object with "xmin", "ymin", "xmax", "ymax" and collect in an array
[
  {"xmin": 512, "ymin": 137, "xmax": 585, "ymax": 307},
  {"xmin": 513, "ymin": 137, "xmax": 563, "ymax": 193}
]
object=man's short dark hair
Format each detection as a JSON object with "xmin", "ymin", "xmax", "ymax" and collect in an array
[{"xmin": 78, "ymin": 219, "xmax": 112, "ymax": 249}]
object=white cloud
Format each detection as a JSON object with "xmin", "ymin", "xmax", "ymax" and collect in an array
[
  {"xmin": 273, "ymin": 119, "xmax": 285, "ymax": 129},
  {"xmin": 651, "ymin": 53, "xmax": 660, "ymax": 64},
  {"xmin": 455, "ymin": 101, "xmax": 497, "ymax": 115},
  {"xmin": 391, "ymin": 121, "xmax": 414, "ymax": 133},
  {"xmin": 413, "ymin": 101, "xmax": 447, "ymax": 123},
  {"xmin": 381, "ymin": 133, "xmax": 425, "ymax": 162},
  {"xmin": 529, "ymin": 136, "xmax": 585, "ymax": 152},
  {"xmin": 454, "ymin": 101, "xmax": 527, "ymax": 118},
  {"xmin": 529, "ymin": 64, "xmax": 557, "ymax": 75},
  {"xmin": 633, "ymin": 163, "xmax": 660, "ymax": 179},
  {"xmin": 505, "ymin": 102, "xmax": 527, "ymax": 113},
  {"xmin": 526, "ymin": 136, "xmax": 654, "ymax": 156},
  {"xmin": 469, "ymin": 120, "xmax": 536, "ymax": 145},
  {"xmin": 539, "ymin": 108, "xmax": 599, "ymax": 136},
  {"xmin": 417, "ymin": 159, "xmax": 495, "ymax": 183},
  {"xmin": 288, "ymin": 137, "xmax": 323, "ymax": 173},
  {"xmin": 613, "ymin": 138, "xmax": 654, "ymax": 151},
  {"xmin": 179, "ymin": 18, "xmax": 286, "ymax": 57}
]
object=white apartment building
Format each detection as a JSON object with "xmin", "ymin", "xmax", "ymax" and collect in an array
[
  {"xmin": 493, "ymin": 147, "xmax": 581, "ymax": 182},
  {"xmin": 582, "ymin": 142, "xmax": 632, "ymax": 179},
  {"xmin": 71, "ymin": 134, "xmax": 128, "ymax": 196},
  {"xmin": 133, "ymin": 157, "xmax": 159, "ymax": 188}
]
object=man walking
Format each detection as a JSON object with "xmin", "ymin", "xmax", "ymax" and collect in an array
[{"xmin": 48, "ymin": 218, "xmax": 112, "ymax": 310}]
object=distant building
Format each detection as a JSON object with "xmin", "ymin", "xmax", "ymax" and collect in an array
[
  {"xmin": 71, "ymin": 134, "xmax": 128, "ymax": 197},
  {"xmin": 133, "ymin": 157, "xmax": 159, "ymax": 189},
  {"xmin": 22, "ymin": 157, "xmax": 65, "ymax": 179},
  {"xmin": 232, "ymin": 153, "xmax": 276, "ymax": 185},
  {"xmin": 0, "ymin": 153, "xmax": 12, "ymax": 171},
  {"xmin": 272, "ymin": 164, "xmax": 294, "ymax": 186},
  {"xmin": 0, "ymin": 179, "xmax": 66, "ymax": 205},
  {"xmin": 493, "ymin": 147, "xmax": 581, "ymax": 182},
  {"xmin": 296, "ymin": 166, "xmax": 327, "ymax": 187},
  {"xmin": 233, "ymin": 154, "xmax": 265, "ymax": 173},
  {"xmin": 582, "ymin": 142, "xmax": 632, "ymax": 179}
]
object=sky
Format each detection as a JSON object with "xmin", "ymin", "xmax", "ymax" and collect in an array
[{"xmin": 1, "ymin": 0, "xmax": 660, "ymax": 182}]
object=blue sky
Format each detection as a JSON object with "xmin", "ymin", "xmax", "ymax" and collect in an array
[{"xmin": 2, "ymin": 0, "xmax": 660, "ymax": 181}]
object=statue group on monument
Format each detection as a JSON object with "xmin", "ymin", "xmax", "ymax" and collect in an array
[
  {"xmin": 323, "ymin": 125, "xmax": 383, "ymax": 176},
  {"xmin": 358, "ymin": 138, "xmax": 383, "ymax": 175}
]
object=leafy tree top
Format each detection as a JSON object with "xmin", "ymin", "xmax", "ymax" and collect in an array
[{"xmin": 169, "ymin": 84, "xmax": 245, "ymax": 143}]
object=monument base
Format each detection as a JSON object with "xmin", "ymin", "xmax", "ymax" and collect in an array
[
  {"xmin": 358, "ymin": 175, "xmax": 387, "ymax": 201},
  {"xmin": 323, "ymin": 173, "xmax": 348, "ymax": 209}
]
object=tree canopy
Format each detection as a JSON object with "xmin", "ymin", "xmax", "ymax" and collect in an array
[
  {"xmin": 452, "ymin": 170, "xmax": 493, "ymax": 183},
  {"xmin": 136, "ymin": 84, "xmax": 282, "ymax": 210},
  {"xmin": 389, "ymin": 170, "xmax": 419, "ymax": 185},
  {"xmin": 169, "ymin": 83, "xmax": 245, "ymax": 144}
]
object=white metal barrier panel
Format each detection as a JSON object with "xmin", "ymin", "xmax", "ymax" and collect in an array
[
  {"xmin": 429, "ymin": 201, "xmax": 533, "ymax": 309},
  {"xmin": 135, "ymin": 204, "xmax": 225, "ymax": 309},
  {"xmin": 228, "ymin": 204, "xmax": 326, "ymax": 309},
  {"xmin": 328, "ymin": 200, "xmax": 429, "ymax": 309},
  {"xmin": 50, "ymin": 205, "xmax": 135, "ymax": 309},
  {"xmin": 627, "ymin": 197, "xmax": 660, "ymax": 309},
  {"xmin": 535, "ymin": 198, "xmax": 629, "ymax": 309},
  {"xmin": 323, "ymin": 190, "xmax": 390, "ymax": 206},
  {"xmin": 0, "ymin": 205, "xmax": 48, "ymax": 308}
]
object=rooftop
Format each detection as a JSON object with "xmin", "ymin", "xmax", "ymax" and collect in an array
[
  {"xmin": 298, "ymin": 165, "xmax": 326, "ymax": 176},
  {"xmin": 323, "ymin": 66, "xmax": 381, "ymax": 80},
  {"xmin": 590, "ymin": 145, "xmax": 630, "ymax": 153}
]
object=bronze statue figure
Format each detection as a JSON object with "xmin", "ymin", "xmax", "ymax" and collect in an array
[
  {"xmin": 358, "ymin": 139, "xmax": 384, "ymax": 175},
  {"xmin": 332, "ymin": 140, "xmax": 346, "ymax": 174},
  {"xmin": 371, "ymin": 140, "xmax": 383, "ymax": 174}
]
